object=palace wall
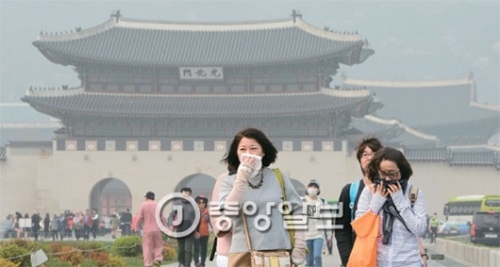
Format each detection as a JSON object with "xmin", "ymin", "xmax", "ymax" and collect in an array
[{"xmin": 1, "ymin": 143, "xmax": 499, "ymax": 218}]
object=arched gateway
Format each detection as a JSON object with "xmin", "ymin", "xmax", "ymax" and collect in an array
[
  {"xmin": 90, "ymin": 178, "xmax": 132, "ymax": 215},
  {"xmin": 175, "ymin": 174, "xmax": 216, "ymax": 199}
]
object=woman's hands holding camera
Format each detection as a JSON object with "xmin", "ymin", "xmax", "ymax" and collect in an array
[
  {"xmin": 372, "ymin": 180, "xmax": 402, "ymax": 198},
  {"xmin": 386, "ymin": 180, "xmax": 402, "ymax": 195}
]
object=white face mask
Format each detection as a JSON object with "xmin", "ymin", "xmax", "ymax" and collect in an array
[{"xmin": 307, "ymin": 188, "xmax": 318, "ymax": 196}]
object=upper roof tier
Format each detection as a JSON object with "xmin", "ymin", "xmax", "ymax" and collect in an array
[
  {"xmin": 342, "ymin": 73, "xmax": 500, "ymax": 127},
  {"xmin": 33, "ymin": 14, "xmax": 372, "ymax": 67},
  {"xmin": 21, "ymin": 87, "xmax": 375, "ymax": 119}
]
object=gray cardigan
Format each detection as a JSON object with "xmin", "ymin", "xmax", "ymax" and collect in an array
[{"xmin": 219, "ymin": 167, "xmax": 304, "ymax": 253}]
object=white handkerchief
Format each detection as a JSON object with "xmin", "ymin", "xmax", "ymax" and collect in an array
[{"xmin": 241, "ymin": 153, "xmax": 262, "ymax": 178}]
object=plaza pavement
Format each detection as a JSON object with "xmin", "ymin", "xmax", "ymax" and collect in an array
[{"xmin": 162, "ymin": 238, "xmax": 470, "ymax": 267}]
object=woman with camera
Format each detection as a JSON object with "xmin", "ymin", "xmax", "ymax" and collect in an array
[{"xmin": 355, "ymin": 147, "xmax": 427, "ymax": 267}]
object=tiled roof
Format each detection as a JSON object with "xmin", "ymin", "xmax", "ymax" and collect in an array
[
  {"xmin": 350, "ymin": 115, "xmax": 439, "ymax": 147},
  {"xmin": 405, "ymin": 145, "xmax": 500, "ymax": 166},
  {"xmin": 0, "ymin": 127, "xmax": 57, "ymax": 144},
  {"xmin": 450, "ymin": 151, "xmax": 496, "ymax": 166},
  {"xmin": 7, "ymin": 141, "xmax": 53, "ymax": 147},
  {"xmin": 342, "ymin": 75, "xmax": 499, "ymax": 127},
  {"xmin": 22, "ymin": 88, "xmax": 374, "ymax": 119},
  {"xmin": 33, "ymin": 17, "xmax": 369, "ymax": 67},
  {"xmin": 405, "ymin": 148, "xmax": 448, "ymax": 161},
  {"xmin": 417, "ymin": 116, "xmax": 499, "ymax": 146}
]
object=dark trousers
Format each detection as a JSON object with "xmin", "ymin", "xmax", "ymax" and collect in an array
[
  {"xmin": 74, "ymin": 228, "xmax": 82, "ymax": 240},
  {"xmin": 91, "ymin": 225, "xmax": 98, "ymax": 239},
  {"xmin": 122, "ymin": 223, "xmax": 131, "ymax": 236},
  {"xmin": 51, "ymin": 230, "xmax": 58, "ymax": 241},
  {"xmin": 193, "ymin": 236, "xmax": 209, "ymax": 265},
  {"xmin": 83, "ymin": 225, "xmax": 91, "ymax": 240},
  {"xmin": 177, "ymin": 235, "xmax": 194, "ymax": 266},
  {"xmin": 430, "ymin": 226, "xmax": 438, "ymax": 243},
  {"xmin": 32, "ymin": 229, "xmax": 39, "ymax": 241}
]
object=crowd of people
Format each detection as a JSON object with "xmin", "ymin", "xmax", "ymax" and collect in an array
[
  {"xmin": 1, "ymin": 208, "xmax": 139, "ymax": 241},
  {"xmin": 3, "ymin": 128, "xmax": 436, "ymax": 267},
  {"xmin": 206, "ymin": 129, "xmax": 430, "ymax": 267}
]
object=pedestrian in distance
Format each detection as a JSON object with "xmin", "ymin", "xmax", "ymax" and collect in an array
[
  {"xmin": 168, "ymin": 187, "xmax": 197, "ymax": 267},
  {"xmin": 429, "ymin": 212, "xmax": 439, "ymax": 243},
  {"xmin": 137, "ymin": 191, "xmax": 164, "ymax": 267},
  {"xmin": 193, "ymin": 195, "xmax": 211, "ymax": 267},
  {"xmin": 303, "ymin": 179, "xmax": 332, "ymax": 267}
]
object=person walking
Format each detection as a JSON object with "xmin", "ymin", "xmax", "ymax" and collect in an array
[
  {"xmin": 169, "ymin": 187, "xmax": 197, "ymax": 267},
  {"xmin": 43, "ymin": 213, "xmax": 51, "ymax": 239},
  {"xmin": 50, "ymin": 214, "xmax": 59, "ymax": 241},
  {"xmin": 355, "ymin": 146, "xmax": 427, "ymax": 266},
  {"xmin": 120, "ymin": 208, "xmax": 132, "ymax": 236},
  {"xmin": 31, "ymin": 212, "xmax": 42, "ymax": 241},
  {"xmin": 193, "ymin": 195, "xmax": 210, "ymax": 267},
  {"xmin": 83, "ymin": 209, "xmax": 92, "ymax": 240},
  {"xmin": 334, "ymin": 137, "xmax": 382, "ymax": 266},
  {"xmin": 218, "ymin": 128, "xmax": 307, "ymax": 266},
  {"xmin": 111, "ymin": 213, "xmax": 119, "ymax": 239},
  {"xmin": 137, "ymin": 191, "xmax": 164, "ymax": 267},
  {"xmin": 303, "ymin": 179, "xmax": 331, "ymax": 267},
  {"xmin": 429, "ymin": 212, "xmax": 439, "ymax": 243},
  {"xmin": 91, "ymin": 209, "xmax": 99, "ymax": 240}
]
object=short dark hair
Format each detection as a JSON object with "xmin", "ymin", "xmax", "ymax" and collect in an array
[
  {"xmin": 180, "ymin": 187, "xmax": 192, "ymax": 194},
  {"xmin": 355, "ymin": 137, "xmax": 383, "ymax": 175},
  {"xmin": 355, "ymin": 137, "xmax": 383, "ymax": 162},
  {"xmin": 222, "ymin": 128, "xmax": 278, "ymax": 174},
  {"xmin": 366, "ymin": 147, "xmax": 413, "ymax": 182}
]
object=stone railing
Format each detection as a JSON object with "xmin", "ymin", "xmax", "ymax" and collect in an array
[{"xmin": 435, "ymin": 237, "xmax": 500, "ymax": 267}]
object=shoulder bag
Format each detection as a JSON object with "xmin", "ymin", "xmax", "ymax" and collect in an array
[
  {"xmin": 228, "ymin": 207, "xmax": 292, "ymax": 267},
  {"xmin": 346, "ymin": 211, "xmax": 380, "ymax": 267}
]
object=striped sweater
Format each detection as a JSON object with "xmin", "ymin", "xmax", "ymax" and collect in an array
[{"xmin": 355, "ymin": 183, "xmax": 427, "ymax": 267}]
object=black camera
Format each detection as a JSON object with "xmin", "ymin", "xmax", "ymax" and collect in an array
[{"xmin": 375, "ymin": 178, "xmax": 399, "ymax": 190}]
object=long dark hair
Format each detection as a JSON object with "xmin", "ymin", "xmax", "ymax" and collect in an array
[
  {"xmin": 366, "ymin": 147, "xmax": 413, "ymax": 182},
  {"xmin": 222, "ymin": 128, "xmax": 277, "ymax": 174}
]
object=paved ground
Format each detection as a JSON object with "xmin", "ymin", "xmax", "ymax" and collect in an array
[
  {"xmin": 162, "ymin": 251, "xmax": 341, "ymax": 267},
  {"xmin": 163, "ymin": 239, "xmax": 471, "ymax": 267}
]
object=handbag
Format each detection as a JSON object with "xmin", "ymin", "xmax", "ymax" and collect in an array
[
  {"xmin": 228, "ymin": 212, "xmax": 292, "ymax": 267},
  {"xmin": 346, "ymin": 211, "xmax": 380, "ymax": 267}
]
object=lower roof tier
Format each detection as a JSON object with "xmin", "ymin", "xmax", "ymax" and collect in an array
[{"xmin": 21, "ymin": 87, "xmax": 376, "ymax": 119}]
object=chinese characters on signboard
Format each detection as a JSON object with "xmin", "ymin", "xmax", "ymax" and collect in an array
[{"xmin": 179, "ymin": 67, "xmax": 224, "ymax": 80}]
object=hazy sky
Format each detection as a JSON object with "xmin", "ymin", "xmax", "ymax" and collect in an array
[{"xmin": 1, "ymin": 0, "xmax": 499, "ymax": 104}]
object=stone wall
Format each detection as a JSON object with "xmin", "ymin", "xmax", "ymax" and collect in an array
[{"xmin": 1, "ymin": 142, "xmax": 499, "ymax": 218}]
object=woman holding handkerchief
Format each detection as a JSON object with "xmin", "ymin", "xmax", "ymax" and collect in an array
[{"xmin": 217, "ymin": 128, "xmax": 307, "ymax": 267}]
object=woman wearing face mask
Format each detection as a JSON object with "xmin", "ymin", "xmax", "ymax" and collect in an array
[
  {"xmin": 303, "ymin": 179, "xmax": 330, "ymax": 267},
  {"xmin": 355, "ymin": 147, "xmax": 427, "ymax": 267},
  {"xmin": 218, "ymin": 127, "xmax": 307, "ymax": 266}
]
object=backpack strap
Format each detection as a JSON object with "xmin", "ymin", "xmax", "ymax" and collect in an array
[
  {"xmin": 349, "ymin": 180, "xmax": 360, "ymax": 221},
  {"xmin": 408, "ymin": 185, "xmax": 419, "ymax": 208},
  {"xmin": 273, "ymin": 168, "xmax": 295, "ymax": 248}
]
